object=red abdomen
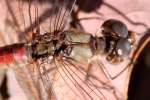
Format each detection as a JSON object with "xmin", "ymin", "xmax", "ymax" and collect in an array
[{"xmin": 0, "ymin": 43, "xmax": 27, "ymax": 64}]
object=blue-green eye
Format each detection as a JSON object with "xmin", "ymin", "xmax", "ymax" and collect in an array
[
  {"xmin": 116, "ymin": 38, "xmax": 132, "ymax": 57},
  {"xmin": 102, "ymin": 19, "xmax": 128, "ymax": 38}
]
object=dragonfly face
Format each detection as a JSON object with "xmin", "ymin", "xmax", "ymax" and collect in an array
[{"xmin": 100, "ymin": 19, "xmax": 135, "ymax": 64}]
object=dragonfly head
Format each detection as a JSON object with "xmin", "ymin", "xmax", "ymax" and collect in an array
[
  {"xmin": 96, "ymin": 19, "xmax": 135, "ymax": 64},
  {"xmin": 101, "ymin": 19, "xmax": 128, "ymax": 39}
]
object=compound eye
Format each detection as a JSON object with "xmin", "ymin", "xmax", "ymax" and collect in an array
[
  {"xmin": 116, "ymin": 38, "xmax": 132, "ymax": 57},
  {"xmin": 102, "ymin": 19, "xmax": 128, "ymax": 38}
]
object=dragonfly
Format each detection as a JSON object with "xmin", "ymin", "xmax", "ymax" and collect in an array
[{"xmin": 0, "ymin": 0, "xmax": 138, "ymax": 100}]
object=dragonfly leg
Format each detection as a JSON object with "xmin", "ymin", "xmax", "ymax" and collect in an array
[{"xmin": 85, "ymin": 62, "xmax": 92, "ymax": 81}]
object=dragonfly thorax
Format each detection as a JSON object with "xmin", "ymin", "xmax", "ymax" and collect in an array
[{"xmin": 30, "ymin": 32, "xmax": 72, "ymax": 60}]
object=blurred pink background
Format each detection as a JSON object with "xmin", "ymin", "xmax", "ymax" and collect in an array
[{"xmin": 0, "ymin": 0, "xmax": 150, "ymax": 100}]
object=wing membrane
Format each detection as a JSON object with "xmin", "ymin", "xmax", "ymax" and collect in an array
[{"xmin": 4, "ymin": 0, "xmax": 123, "ymax": 99}]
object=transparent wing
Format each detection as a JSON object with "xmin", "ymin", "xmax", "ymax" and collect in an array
[
  {"xmin": 45, "ymin": 56, "xmax": 123, "ymax": 100},
  {"xmin": 3, "ymin": 0, "xmax": 77, "ymax": 99},
  {"xmin": 3, "ymin": 0, "xmax": 125, "ymax": 100},
  {"xmin": 5, "ymin": 0, "xmax": 76, "ymax": 41}
]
